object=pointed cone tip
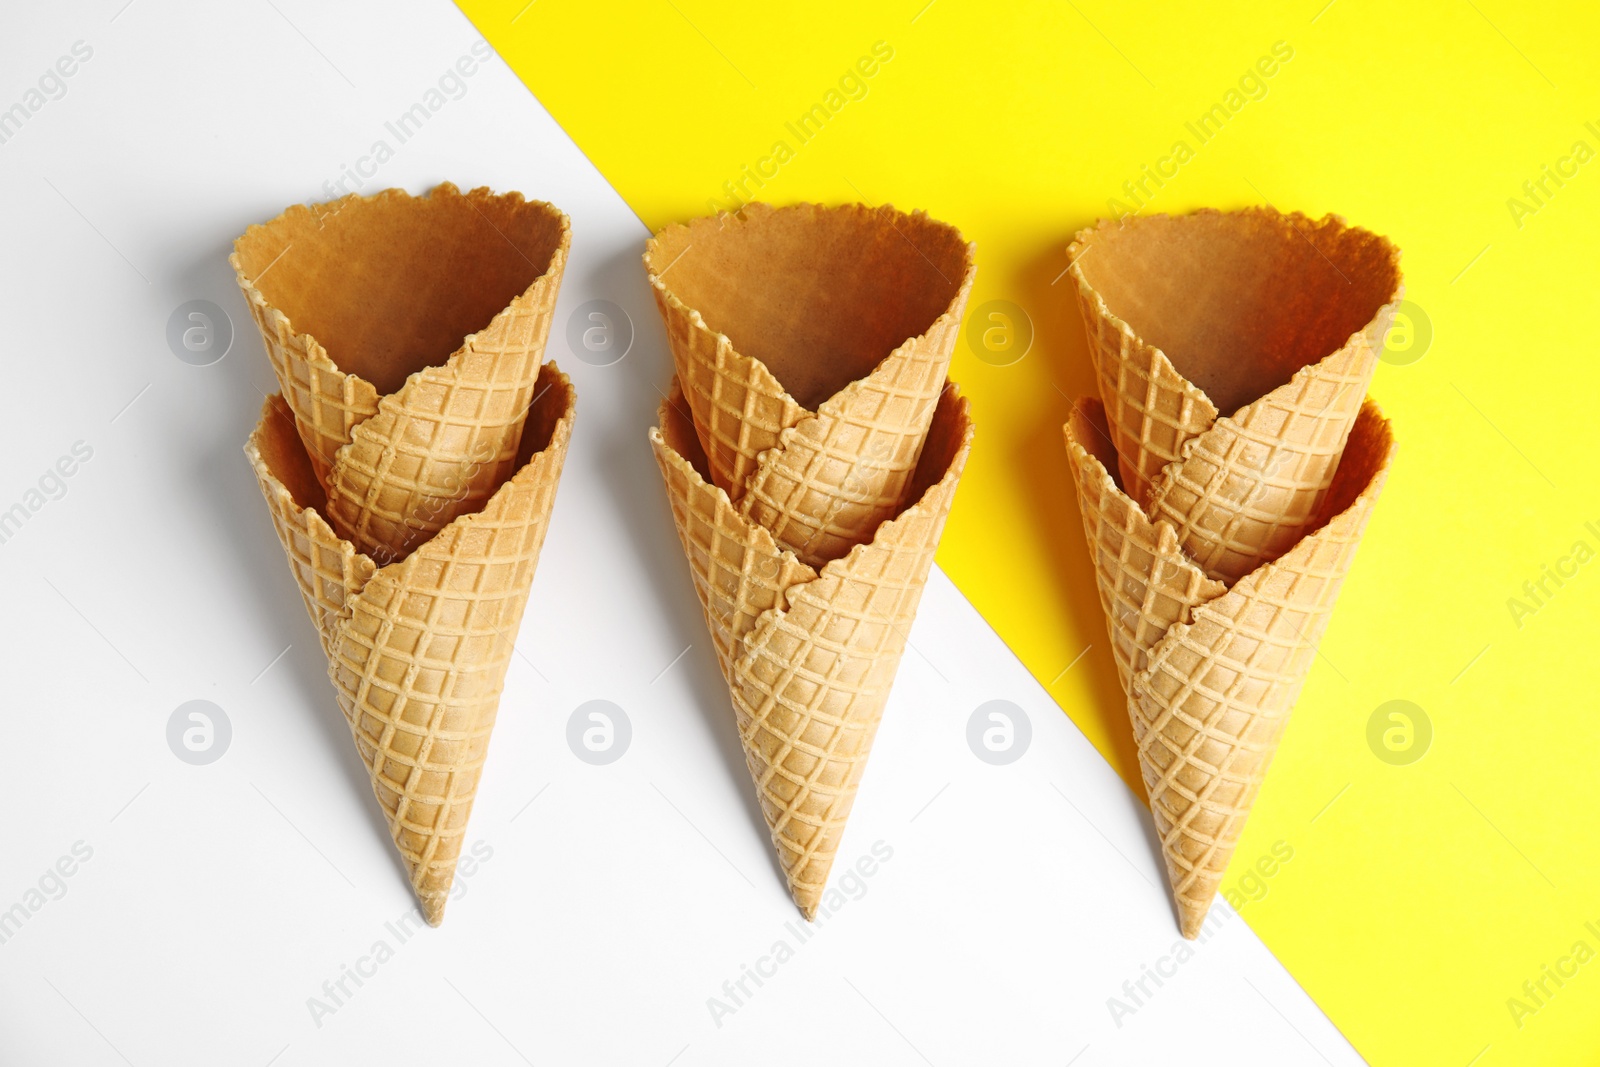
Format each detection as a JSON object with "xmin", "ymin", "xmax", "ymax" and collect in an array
[{"xmin": 1177, "ymin": 900, "xmax": 1209, "ymax": 940}]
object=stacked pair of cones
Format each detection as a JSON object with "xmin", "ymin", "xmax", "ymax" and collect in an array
[
  {"xmin": 236, "ymin": 184, "xmax": 577, "ymax": 925},
  {"xmin": 1062, "ymin": 207, "xmax": 1403, "ymax": 937},
  {"xmin": 646, "ymin": 203, "xmax": 977, "ymax": 917}
]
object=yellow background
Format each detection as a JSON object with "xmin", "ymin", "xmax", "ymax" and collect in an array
[{"xmin": 458, "ymin": 0, "xmax": 1600, "ymax": 1061}]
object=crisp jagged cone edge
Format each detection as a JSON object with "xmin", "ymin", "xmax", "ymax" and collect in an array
[
  {"xmin": 1065, "ymin": 266, "xmax": 1216, "ymax": 506},
  {"xmin": 231, "ymin": 183, "xmax": 570, "ymax": 564},
  {"xmin": 1066, "ymin": 209, "xmax": 1400, "ymax": 582},
  {"xmin": 246, "ymin": 362, "xmax": 577, "ymax": 925},
  {"xmin": 1065, "ymin": 395, "xmax": 1395, "ymax": 938},
  {"xmin": 644, "ymin": 202, "xmax": 976, "ymax": 568},
  {"xmin": 651, "ymin": 379, "xmax": 974, "ymax": 917},
  {"xmin": 1063, "ymin": 400, "xmax": 1225, "ymax": 696},
  {"xmin": 1141, "ymin": 320, "xmax": 1389, "ymax": 583}
]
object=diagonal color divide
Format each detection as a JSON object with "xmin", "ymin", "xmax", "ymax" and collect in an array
[{"xmin": 457, "ymin": 0, "xmax": 1600, "ymax": 1061}]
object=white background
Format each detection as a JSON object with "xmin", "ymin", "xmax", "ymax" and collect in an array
[{"xmin": 0, "ymin": 1, "xmax": 1362, "ymax": 1063}]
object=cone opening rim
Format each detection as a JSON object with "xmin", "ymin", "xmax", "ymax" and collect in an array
[
  {"xmin": 1065, "ymin": 393, "xmax": 1395, "ymax": 592},
  {"xmin": 652, "ymin": 377, "xmax": 975, "ymax": 587},
  {"xmin": 644, "ymin": 201, "xmax": 975, "ymax": 413},
  {"xmin": 232, "ymin": 183, "xmax": 572, "ymax": 397},
  {"xmin": 1067, "ymin": 206, "xmax": 1401, "ymax": 418},
  {"xmin": 248, "ymin": 361, "xmax": 578, "ymax": 575}
]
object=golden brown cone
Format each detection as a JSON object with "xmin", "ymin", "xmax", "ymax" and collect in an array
[
  {"xmin": 652, "ymin": 381, "xmax": 974, "ymax": 917},
  {"xmin": 644, "ymin": 202, "xmax": 975, "ymax": 569},
  {"xmin": 1067, "ymin": 207, "xmax": 1401, "ymax": 582},
  {"xmin": 1065, "ymin": 396, "xmax": 1395, "ymax": 937},
  {"xmin": 247, "ymin": 364, "xmax": 575, "ymax": 925},
  {"xmin": 233, "ymin": 183, "xmax": 570, "ymax": 563},
  {"xmin": 1065, "ymin": 401, "xmax": 1225, "ymax": 696}
]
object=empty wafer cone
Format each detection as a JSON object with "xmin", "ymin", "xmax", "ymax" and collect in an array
[
  {"xmin": 645, "ymin": 201, "xmax": 976, "ymax": 914},
  {"xmin": 645, "ymin": 202, "xmax": 975, "ymax": 569},
  {"xmin": 1067, "ymin": 398, "xmax": 1393, "ymax": 936},
  {"xmin": 247, "ymin": 365, "xmax": 574, "ymax": 925},
  {"xmin": 1062, "ymin": 206, "xmax": 1402, "ymax": 936},
  {"xmin": 236, "ymin": 186, "xmax": 575, "ymax": 924},
  {"xmin": 653, "ymin": 383, "xmax": 973, "ymax": 917},
  {"xmin": 233, "ymin": 183, "xmax": 570, "ymax": 563},
  {"xmin": 1067, "ymin": 207, "xmax": 1400, "ymax": 582}
]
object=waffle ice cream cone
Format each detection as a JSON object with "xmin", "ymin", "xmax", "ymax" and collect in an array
[
  {"xmin": 645, "ymin": 202, "xmax": 976, "ymax": 914},
  {"xmin": 654, "ymin": 384, "xmax": 973, "ymax": 917},
  {"xmin": 1062, "ymin": 207, "xmax": 1402, "ymax": 936},
  {"xmin": 236, "ymin": 185, "xmax": 576, "ymax": 924},
  {"xmin": 645, "ymin": 202, "xmax": 975, "ymax": 569},
  {"xmin": 1068, "ymin": 207, "xmax": 1400, "ymax": 583},
  {"xmin": 233, "ymin": 183, "xmax": 570, "ymax": 563}
]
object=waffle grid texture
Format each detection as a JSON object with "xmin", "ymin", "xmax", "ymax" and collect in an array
[
  {"xmin": 1068, "ymin": 208, "xmax": 1399, "ymax": 585},
  {"xmin": 1062, "ymin": 207, "xmax": 1402, "ymax": 936},
  {"xmin": 644, "ymin": 202, "xmax": 977, "ymax": 915},
  {"xmin": 645, "ymin": 202, "xmax": 975, "ymax": 571},
  {"xmin": 235, "ymin": 185, "xmax": 574, "ymax": 923},
  {"xmin": 1067, "ymin": 397, "xmax": 1394, "ymax": 937},
  {"xmin": 232, "ymin": 184, "xmax": 570, "ymax": 563},
  {"xmin": 653, "ymin": 386, "xmax": 973, "ymax": 916},
  {"xmin": 248, "ymin": 369, "xmax": 574, "ymax": 924}
]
